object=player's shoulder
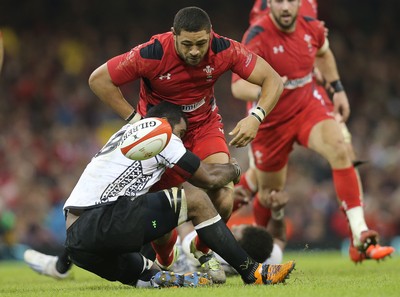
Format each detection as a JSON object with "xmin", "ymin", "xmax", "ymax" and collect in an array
[
  {"xmin": 210, "ymin": 31, "xmax": 233, "ymax": 55},
  {"xmin": 298, "ymin": 15, "xmax": 325, "ymax": 35},
  {"xmin": 138, "ymin": 32, "xmax": 173, "ymax": 61},
  {"xmin": 243, "ymin": 15, "xmax": 270, "ymax": 45},
  {"xmin": 299, "ymin": 15, "xmax": 324, "ymax": 29}
]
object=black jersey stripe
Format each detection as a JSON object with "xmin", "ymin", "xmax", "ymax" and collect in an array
[
  {"xmin": 140, "ymin": 39, "xmax": 164, "ymax": 60},
  {"xmin": 211, "ymin": 36, "xmax": 231, "ymax": 54},
  {"xmin": 303, "ymin": 15, "xmax": 317, "ymax": 22},
  {"xmin": 245, "ymin": 25, "xmax": 264, "ymax": 45}
]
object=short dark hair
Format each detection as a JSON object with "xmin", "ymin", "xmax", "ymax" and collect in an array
[
  {"xmin": 237, "ymin": 226, "xmax": 274, "ymax": 263},
  {"xmin": 173, "ymin": 6, "xmax": 211, "ymax": 35},
  {"xmin": 146, "ymin": 102, "xmax": 187, "ymax": 130}
]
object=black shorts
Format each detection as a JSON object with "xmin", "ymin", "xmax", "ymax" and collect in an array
[{"xmin": 65, "ymin": 190, "xmax": 182, "ymax": 284}]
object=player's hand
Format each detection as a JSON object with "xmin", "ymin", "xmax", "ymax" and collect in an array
[
  {"xmin": 232, "ymin": 186, "xmax": 251, "ymax": 211},
  {"xmin": 312, "ymin": 68, "xmax": 326, "ymax": 86},
  {"xmin": 269, "ymin": 190, "xmax": 288, "ymax": 211},
  {"xmin": 229, "ymin": 116, "xmax": 260, "ymax": 147},
  {"xmin": 332, "ymin": 92, "xmax": 350, "ymax": 122}
]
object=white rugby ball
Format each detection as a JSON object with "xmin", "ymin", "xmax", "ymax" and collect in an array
[{"xmin": 120, "ymin": 117, "xmax": 172, "ymax": 160}]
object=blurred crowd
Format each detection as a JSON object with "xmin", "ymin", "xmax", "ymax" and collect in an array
[{"xmin": 0, "ymin": 0, "xmax": 399, "ymax": 259}]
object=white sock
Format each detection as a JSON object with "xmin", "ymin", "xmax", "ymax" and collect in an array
[{"xmin": 346, "ymin": 206, "xmax": 368, "ymax": 246}]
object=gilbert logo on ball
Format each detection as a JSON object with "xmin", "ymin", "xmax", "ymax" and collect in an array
[{"xmin": 120, "ymin": 117, "xmax": 172, "ymax": 160}]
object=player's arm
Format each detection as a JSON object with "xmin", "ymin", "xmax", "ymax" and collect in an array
[
  {"xmin": 229, "ymin": 56, "xmax": 283, "ymax": 147},
  {"xmin": 190, "ymin": 160, "xmax": 241, "ymax": 190},
  {"xmin": 88, "ymin": 63, "xmax": 142, "ymax": 123},
  {"xmin": 232, "ymin": 55, "xmax": 283, "ymax": 109},
  {"xmin": 173, "ymin": 150, "xmax": 241, "ymax": 190},
  {"xmin": 315, "ymin": 40, "xmax": 350, "ymax": 122}
]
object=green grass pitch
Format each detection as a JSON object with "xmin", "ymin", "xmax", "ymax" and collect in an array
[{"xmin": 1, "ymin": 251, "xmax": 399, "ymax": 297}]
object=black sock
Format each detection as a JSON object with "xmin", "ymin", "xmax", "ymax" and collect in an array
[
  {"xmin": 56, "ymin": 248, "xmax": 73, "ymax": 274},
  {"xmin": 195, "ymin": 219, "xmax": 259, "ymax": 284}
]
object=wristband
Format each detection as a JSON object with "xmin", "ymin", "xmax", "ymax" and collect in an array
[
  {"xmin": 250, "ymin": 106, "xmax": 267, "ymax": 123},
  {"xmin": 330, "ymin": 80, "xmax": 345, "ymax": 93},
  {"xmin": 125, "ymin": 110, "xmax": 143, "ymax": 124},
  {"xmin": 271, "ymin": 209, "xmax": 285, "ymax": 220}
]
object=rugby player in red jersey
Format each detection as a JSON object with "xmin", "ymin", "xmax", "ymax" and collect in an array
[
  {"xmin": 235, "ymin": 0, "xmax": 366, "ymax": 258},
  {"xmin": 232, "ymin": 0, "xmax": 394, "ymax": 263},
  {"xmin": 88, "ymin": 6, "xmax": 283, "ymax": 282}
]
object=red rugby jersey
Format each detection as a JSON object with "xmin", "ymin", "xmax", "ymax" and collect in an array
[
  {"xmin": 107, "ymin": 31, "xmax": 257, "ymax": 129},
  {"xmin": 234, "ymin": 14, "xmax": 325, "ymax": 127}
]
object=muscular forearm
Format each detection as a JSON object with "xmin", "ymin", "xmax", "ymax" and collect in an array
[
  {"xmin": 315, "ymin": 48, "xmax": 340, "ymax": 84},
  {"xmin": 257, "ymin": 71, "xmax": 283, "ymax": 116},
  {"xmin": 89, "ymin": 63, "xmax": 136, "ymax": 120},
  {"xmin": 231, "ymin": 56, "xmax": 283, "ymax": 115},
  {"xmin": 190, "ymin": 163, "xmax": 240, "ymax": 190},
  {"xmin": 231, "ymin": 79, "xmax": 260, "ymax": 101}
]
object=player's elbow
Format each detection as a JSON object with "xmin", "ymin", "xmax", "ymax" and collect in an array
[
  {"xmin": 88, "ymin": 68, "xmax": 100, "ymax": 92},
  {"xmin": 231, "ymin": 79, "xmax": 252, "ymax": 101},
  {"xmin": 88, "ymin": 63, "xmax": 110, "ymax": 94}
]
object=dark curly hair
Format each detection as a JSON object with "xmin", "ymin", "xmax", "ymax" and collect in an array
[
  {"xmin": 237, "ymin": 225, "xmax": 274, "ymax": 263},
  {"xmin": 146, "ymin": 102, "xmax": 188, "ymax": 130}
]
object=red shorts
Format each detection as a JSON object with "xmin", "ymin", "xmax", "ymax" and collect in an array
[
  {"xmin": 313, "ymin": 83, "xmax": 334, "ymax": 112},
  {"xmin": 150, "ymin": 113, "xmax": 229, "ymax": 191},
  {"xmin": 251, "ymin": 95, "xmax": 334, "ymax": 172}
]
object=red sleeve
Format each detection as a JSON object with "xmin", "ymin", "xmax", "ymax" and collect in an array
[
  {"xmin": 314, "ymin": 20, "xmax": 326, "ymax": 50},
  {"xmin": 229, "ymin": 39, "xmax": 258, "ymax": 82},
  {"xmin": 106, "ymin": 43, "xmax": 149, "ymax": 86}
]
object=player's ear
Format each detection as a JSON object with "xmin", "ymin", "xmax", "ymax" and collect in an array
[{"xmin": 171, "ymin": 27, "xmax": 176, "ymax": 35}]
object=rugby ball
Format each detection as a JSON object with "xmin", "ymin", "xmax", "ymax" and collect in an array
[{"xmin": 119, "ymin": 117, "xmax": 172, "ymax": 160}]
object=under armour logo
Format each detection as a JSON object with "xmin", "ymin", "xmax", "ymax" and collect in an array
[
  {"xmin": 159, "ymin": 73, "xmax": 171, "ymax": 80},
  {"xmin": 273, "ymin": 45, "xmax": 284, "ymax": 54},
  {"xmin": 152, "ymin": 220, "xmax": 157, "ymax": 228}
]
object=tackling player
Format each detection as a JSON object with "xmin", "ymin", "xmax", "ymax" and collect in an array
[{"xmin": 24, "ymin": 102, "xmax": 295, "ymax": 287}]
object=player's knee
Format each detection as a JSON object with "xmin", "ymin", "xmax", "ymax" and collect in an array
[
  {"xmin": 152, "ymin": 230, "xmax": 173, "ymax": 245},
  {"xmin": 329, "ymin": 141, "xmax": 351, "ymax": 165}
]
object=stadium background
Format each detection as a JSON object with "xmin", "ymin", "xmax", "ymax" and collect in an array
[{"xmin": 0, "ymin": 0, "xmax": 399, "ymax": 259}]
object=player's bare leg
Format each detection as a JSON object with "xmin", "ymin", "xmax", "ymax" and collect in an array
[{"xmin": 308, "ymin": 118, "xmax": 394, "ymax": 262}]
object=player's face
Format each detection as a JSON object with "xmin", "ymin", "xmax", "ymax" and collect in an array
[
  {"xmin": 172, "ymin": 118, "xmax": 187, "ymax": 139},
  {"xmin": 268, "ymin": 0, "xmax": 300, "ymax": 31},
  {"xmin": 173, "ymin": 29, "xmax": 210, "ymax": 66}
]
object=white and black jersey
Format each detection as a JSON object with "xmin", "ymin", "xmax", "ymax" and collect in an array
[{"xmin": 64, "ymin": 124, "xmax": 200, "ymax": 211}]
